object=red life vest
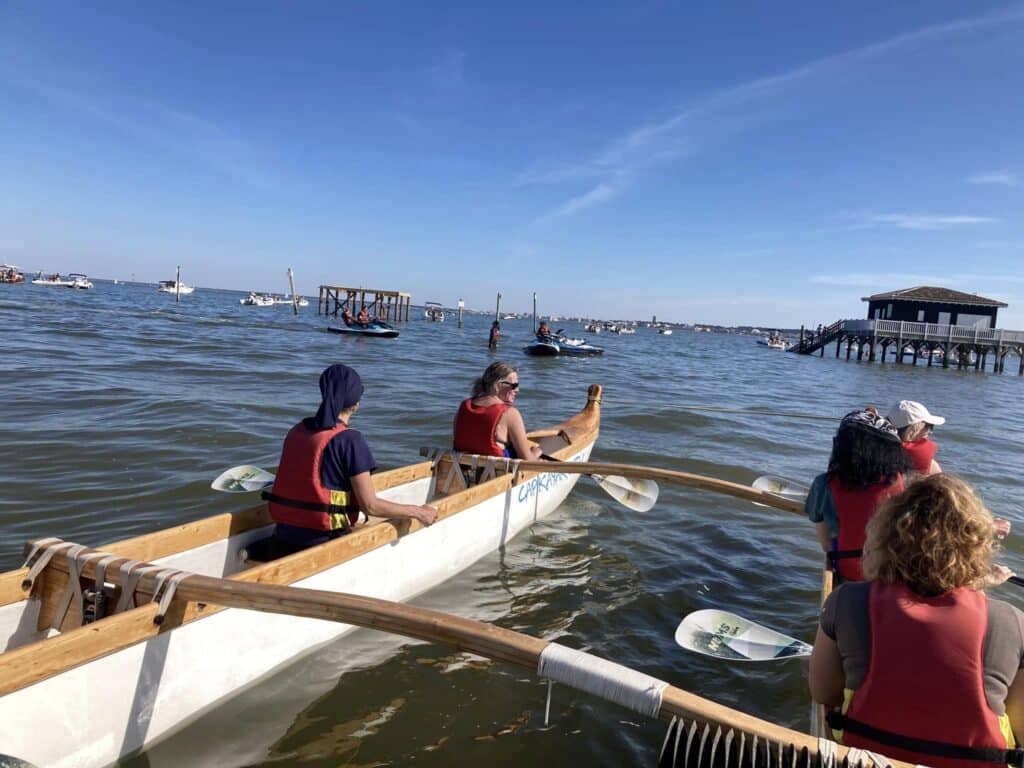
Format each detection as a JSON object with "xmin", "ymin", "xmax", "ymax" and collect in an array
[
  {"xmin": 264, "ymin": 421, "xmax": 360, "ymax": 531},
  {"xmin": 453, "ymin": 398, "xmax": 509, "ymax": 457},
  {"xmin": 828, "ymin": 475, "xmax": 904, "ymax": 580},
  {"xmin": 903, "ymin": 437, "xmax": 937, "ymax": 474},
  {"xmin": 834, "ymin": 581, "xmax": 1011, "ymax": 768}
]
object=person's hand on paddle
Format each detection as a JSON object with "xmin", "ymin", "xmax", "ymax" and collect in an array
[{"xmin": 995, "ymin": 518, "xmax": 1012, "ymax": 539}]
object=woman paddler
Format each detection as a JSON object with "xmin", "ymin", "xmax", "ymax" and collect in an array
[
  {"xmin": 887, "ymin": 399, "xmax": 944, "ymax": 476},
  {"xmin": 810, "ymin": 474, "xmax": 1022, "ymax": 768},
  {"xmin": 453, "ymin": 362, "xmax": 564, "ymax": 460},
  {"xmin": 264, "ymin": 364, "xmax": 437, "ymax": 554},
  {"xmin": 804, "ymin": 409, "xmax": 906, "ymax": 581}
]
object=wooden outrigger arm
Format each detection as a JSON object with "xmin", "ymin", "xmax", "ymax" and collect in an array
[{"xmin": 12, "ymin": 539, "xmax": 908, "ymax": 768}]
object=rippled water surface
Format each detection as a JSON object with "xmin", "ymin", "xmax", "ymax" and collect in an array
[{"xmin": 3, "ymin": 280, "xmax": 1022, "ymax": 766}]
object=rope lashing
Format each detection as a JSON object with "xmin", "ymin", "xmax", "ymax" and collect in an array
[
  {"xmin": 537, "ymin": 643, "xmax": 667, "ymax": 719},
  {"xmin": 20, "ymin": 538, "xmax": 70, "ymax": 591}
]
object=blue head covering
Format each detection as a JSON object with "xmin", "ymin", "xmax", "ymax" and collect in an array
[{"xmin": 313, "ymin": 364, "xmax": 364, "ymax": 430}]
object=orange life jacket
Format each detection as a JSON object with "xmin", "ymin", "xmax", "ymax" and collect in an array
[
  {"xmin": 830, "ymin": 581, "xmax": 1017, "ymax": 768},
  {"xmin": 828, "ymin": 475, "xmax": 904, "ymax": 580},
  {"xmin": 453, "ymin": 399, "xmax": 510, "ymax": 457},
  {"xmin": 264, "ymin": 421, "xmax": 360, "ymax": 531}
]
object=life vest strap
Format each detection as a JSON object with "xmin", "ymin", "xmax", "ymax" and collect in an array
[
  {"xmin": 261, "ymin": 491, "xmax": 359, "ymax": 517},
  {"xmin": 827, "ymin": 712, "xmax": 1024, "ymax": 766},
  {"xmin": 827, "ymin": 549, "xmax": 862, "ymax": 563}
]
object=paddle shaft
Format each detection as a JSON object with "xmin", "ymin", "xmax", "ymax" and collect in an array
[
  {"xmin": 29, "ymin": 542, "xmax": 907, "ymax": 768},
  {"xmin": 520, "ymin": 460, "xmax": 803, "ymax": 515}
]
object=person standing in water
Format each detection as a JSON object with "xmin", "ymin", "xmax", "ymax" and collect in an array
[
  {"xmin": 488, "ymin": 320, "xmax": 501, "ymax": 350},
  {"xmin": 265, "ymin": 364, "xmax": 437, "ymax": 555}
]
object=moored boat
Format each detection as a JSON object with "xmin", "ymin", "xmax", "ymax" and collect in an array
[
  {"xmin": 328, "ymin": 320, "xmax": 400, "ymax": 338},
  {"xmin": 524, "ymin": 335, "xmax": 604, "ymax": 357},
  {"xmin": 158, "ymin": 280, "xmax": 195, "ymax": 295},
  {"xmin": 0, "ymin": 265, "xmax": 25, "ymax": 284},
  {"xmin": 67, "ymin": 273, "xmax": 93, "ymax": 290},
  {"xmin": 30, "ymin": 272, "xmax": 75, "ymax": 287},
  {"xmin": 424, "ymin": 301, "xmax": 445, "ymax": 321},
  {"xmin": 0, "ymin": 387, "xmax": 602, "ymax": 768},
  {"xmin": 240, "ymin": 291, "xmax": 275, "ymax": 307}
]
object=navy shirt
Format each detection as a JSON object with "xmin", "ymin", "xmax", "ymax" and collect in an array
[{"xmin": 275, "ymin": 420, "xmax": 377, "ymax": 548}]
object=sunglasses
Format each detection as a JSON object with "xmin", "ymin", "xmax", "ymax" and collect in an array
[{"xmin": 499, "ymin": 380, "xmax": 520, "ymax": 390}]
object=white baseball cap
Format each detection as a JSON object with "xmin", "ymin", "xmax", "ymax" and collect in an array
[{"xmin": 887, "ymin": 400, "xmax": 945, "ymax": 429}]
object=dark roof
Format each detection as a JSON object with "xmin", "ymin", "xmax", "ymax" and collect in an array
[{"xmin": 861, "ymin": 286, "xmax": 1007, "ymax": 308}]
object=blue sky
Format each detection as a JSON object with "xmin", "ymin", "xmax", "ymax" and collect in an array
[{"xmin": 2, "ymin": 1, "xmax": 1022, "ymax": 326}]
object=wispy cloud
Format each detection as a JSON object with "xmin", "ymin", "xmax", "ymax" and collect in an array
[
  {"xmin": 1, "ymin": 69, "xmax": 285, "ymax": 192},
  {"xmin": 968, "ymin": 169, "xmax": 1020, "ymax": 187},
  {"xmin": 869, "ymin": 213, "xmax": 997, "ymax": 230},
  {"xmin": 525, "ymin": 4, "xmax": 1024, "ymax": 222}
]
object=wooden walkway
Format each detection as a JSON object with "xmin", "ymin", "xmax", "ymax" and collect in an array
[
  {"xmin": 318, "ymin": 285, "xmax": 412, "ymax": 322},
  {"xmin": 794, "ymin": 319, "xmax": 1024, "ymax": 374}
]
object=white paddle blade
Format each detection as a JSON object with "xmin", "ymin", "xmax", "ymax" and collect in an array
[
  {"xmin": 211, "ymin": 465, "xmax": 276, "ymax": 493},
  {"xmin": 674, "ymin": 609, "xmax": 811, "ymax": 661},
  {"xmin": 592, "ymin": 474, "xmax": 659, "ymax": 512},
  {"xmin": 752, "ymin": 474, "xmax": 810, "ymax": 502}
]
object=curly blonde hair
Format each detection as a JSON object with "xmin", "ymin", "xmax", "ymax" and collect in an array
[{"xmin": 861, "ymin": 474, "xmax": 996, "ymax": 596}]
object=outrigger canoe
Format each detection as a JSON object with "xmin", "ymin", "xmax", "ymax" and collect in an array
[{"xmin": 0, "ymin": 386, "xmax": 601, "ymax": 768}]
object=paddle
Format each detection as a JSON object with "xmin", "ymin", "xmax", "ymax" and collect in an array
[
  {"xmin": 211, "ymin": 459, "xmax": 659, "ymax": 513},
  {"xmin": 674, "ymin": 609, "xmax": 811, "ymax": 661},
  {"xmin": 538, "ymin": 453, "xmax": 659, "ymax": 512},
  {"xmin": 418, "ymin": 452, "xmax": 803, "ymax": 515},
  {"xmin": 211, "ymin": 465, "xmax": 276, "ymax": 493},
  {"xmin": 751, "ymin": 475, "xmax": 809, "ymax": 509}
]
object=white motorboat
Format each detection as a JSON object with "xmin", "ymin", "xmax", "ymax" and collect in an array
[
  {"xmin": 0, "ymin": 265, "xmax": 25, "ymax": 284},
  {"xmin": 0, "ymin": 387, "xmax": 601, "ymax": 768},
  {"xmin": 659, "ymin": 328, "xmax": 673, "ymax": 335},
  {"xmin": 30, "ymin": 272, "xmax": 76, "ymax": 287},
  {"xmin": 67, "ymin": 273, "xmax": 93, "ymax": 290},
  {"xmin": 240, "ymin": 292, "xmax": 275, "ymax": 307},
  {"xmin": 270, "ymin": 294, "xmax": 309, "ymax": 307},
  {"xmin": 158, "ymin": 280, "xmax": 195, "ymax": 295},
  {"xmin": 424, "ymin": 301, "xmax": 445, "ymax": 322}
]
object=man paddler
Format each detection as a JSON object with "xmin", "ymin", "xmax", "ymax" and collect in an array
[{"xmin": 264, "ymin": 364, "xmax": 437, "ymax": 554}]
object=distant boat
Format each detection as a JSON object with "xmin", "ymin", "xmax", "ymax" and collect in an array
[
  {"xmin": 502, "ymin": 314, "xmax": 517, "ymax": 320},
  {"xmin": 31, "ymin": 272, "xmax": 76, "ymax": 287},
  {"xmin": 659, "ymin": 328, "xmax": 673, "ymax": 335},
  {"xmin": 240, "ymin": 292, "xmax": 275, "ymax": 307},
  {"xmin": 0, "ymin": 265, "xmax": 25, "ymax": 284},
  {"xmin": 272, "ymin": 294, "xmax": 309, "ymax": 307},
  {"xmin": 68, "ymin": 273, "xmax": 93, "ymax": 289},
  {"xmin": 158, "ymin": 280, "xmax": 195, "ymax": 295},
  {"xmin": 424, "ymin": 301, "xmax": 445, "ymax": 322}
]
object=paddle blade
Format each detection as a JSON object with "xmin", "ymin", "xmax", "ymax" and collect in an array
[
  {"xmin": 674, "ymin": 609, "xmax": 811, "ymax": 661},
  {"xmin": 752, "ymin": 474, "xmax": 809, "ymax": 503},
  {"xmin": 211, "ymin": 465, "xmax": 276, "ymax": 493},
  {"xmin": 591, "ymin": 473, "xmax": 659, "ymax": 512}
]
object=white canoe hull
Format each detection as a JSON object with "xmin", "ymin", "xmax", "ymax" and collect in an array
[{"xmin": 1, "ymin": 444, "xmax": 592, "ymax": 768}]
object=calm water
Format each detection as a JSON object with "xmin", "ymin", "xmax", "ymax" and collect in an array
[{"xmin": 2, "ymin": 280, "xmax": 1023, "ymax": 767}]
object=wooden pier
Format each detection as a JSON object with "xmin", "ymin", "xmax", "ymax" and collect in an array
[
  {"xmin": 795, "ymin": 319, "xmax": 1024, "ymax": 374},
  {"xmin": 318, "ymin": 285, "xmax": 412, "ymax": 322}
]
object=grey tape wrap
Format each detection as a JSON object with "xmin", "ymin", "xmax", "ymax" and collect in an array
[{"xmin": 537, "ymin": 643, "xmax": 668, "ymax": 718}]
